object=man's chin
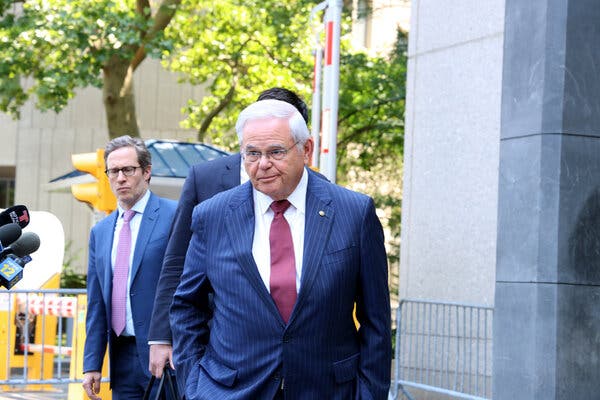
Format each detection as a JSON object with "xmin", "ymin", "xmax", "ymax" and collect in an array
[
  {"xmin": 116, "ymin": 195, "xmax": 133, "ymax": 208},
  {"xmin": 256, "ymin": 185, "xmax": 281, "ymax": 199}
]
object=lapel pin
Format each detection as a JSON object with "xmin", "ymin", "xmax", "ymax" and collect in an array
[{"xmin": 318, "ymin": 210, "xmax": 325, "ymax": 217}]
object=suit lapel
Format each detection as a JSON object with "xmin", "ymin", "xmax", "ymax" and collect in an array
[
  {"xmin": 289, "ymin": 175, "xmax": 334, "ymax": 325},
  {"xmin": 130, "ymin": 193, "xmax": 159, "ymax": 282},
  {"xmin": 225, "ymin": 183, "xmax": 281, "ymax": 320},
  {"xmin": 221, "ymin": 153, "xmax": 241, "ymax": 188}
]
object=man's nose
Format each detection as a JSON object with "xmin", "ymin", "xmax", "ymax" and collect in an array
[{"xmin": 258, "ymin": 155, "xmax": 273, "ymax": 168}]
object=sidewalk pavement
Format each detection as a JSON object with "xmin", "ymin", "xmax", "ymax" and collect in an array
[{"xmin": 0, "ymin": 386, "xmax": 68, "ymax": 399}]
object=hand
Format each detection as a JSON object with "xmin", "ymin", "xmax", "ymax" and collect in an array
[
  {"xmin": 149, "ymin": 343, "xmax": 174, "ymax": 378},
  {"xmin": 82, "ymin": 371, "xmax": 102, "ymax": 400}
]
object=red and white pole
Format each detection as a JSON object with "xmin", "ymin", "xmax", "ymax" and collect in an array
[
  {"xmin": 319, "ymin": 0, "xmax": 342, "ymax": 183},
  {"xmin": 310, "ymin": 1, "xmax": 327, "ymax": 169}
]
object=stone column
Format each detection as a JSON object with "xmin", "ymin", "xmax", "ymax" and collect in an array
[{"xmin": 494, "ymin": 1, "xmax": 600, "ymax": 399}]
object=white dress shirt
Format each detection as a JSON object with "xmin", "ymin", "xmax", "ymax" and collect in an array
[
  {"xmin": 111, "ymin": 189, "xmax": 151, "ymax": 336},
  {"xmin": 252, "ymin": 168, "xmax": 308, "ymax": 293}
]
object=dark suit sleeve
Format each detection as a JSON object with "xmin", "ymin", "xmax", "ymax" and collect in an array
[
  {"xmin": 356, "ymin": 198, "xmax": 392, "ymax": 399},
  {"xmin": 170, "ymin": 206, "xmax": 213, "ymax": 393},
  {"xmin": 148, "ymin": 168, "xmax": 199, "ymax": 342},
  {"xmin": 83, "ymin": 228, "xmax": 108, "ymax": 373}
]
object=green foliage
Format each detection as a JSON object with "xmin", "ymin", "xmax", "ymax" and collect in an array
[
  {"xmin": 164, "ymin": 0, "xmax": 314, "ymax": 147},
  {"xmin": 336, "ymin": 29, "xmax": 407, "ymax": 265},
  {"xmin": 0, "ymin": 0, "xmax": 175, "ymax": 118},
  {"xmin": 1, "ymin": 0, "xmax": 405, "ymax": 276},
  {"xmin": 60, "ymin": 241, "xmax": 86, "ymax": 288},
  {"xmin": 165, "ymin": 1, "xmax": 406, "ymax": 265}
]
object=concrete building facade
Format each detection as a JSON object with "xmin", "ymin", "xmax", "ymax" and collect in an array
[{"xmin": 400, "ymin": 1, "xmax": 505, "ymax": 305}]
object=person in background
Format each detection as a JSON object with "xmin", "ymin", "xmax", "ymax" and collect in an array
[
  {"xmin": 147, "ymin": 88, "xmax": 314, "ymax": 385},
  {"xmin": 170, "ymin": 100, "xmax": 391, "ymax": 399},
  {"xmin": 82, "ymin": 135, "xmax": 177, "ymax": 400}
]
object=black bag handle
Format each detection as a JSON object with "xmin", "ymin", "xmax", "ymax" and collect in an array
[
  {"xmin": 142, "ymin": 374, "xmax": 156, "ymax": 400},
  {"xmin": 143, "ymin": 366, "xmax": 179, "ymax": 400},
  {"xmin": 164, "ymin": 367, "xmax": 181, "ymax": 400}
]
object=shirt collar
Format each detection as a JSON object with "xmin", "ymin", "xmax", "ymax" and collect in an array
[
  {"xmin": 254, "ymin": 168, "xmax": 308, "ymax": 215},
  {"xmin": 118, "ymin": 189, "xmax": 151, "ymax": 218}
]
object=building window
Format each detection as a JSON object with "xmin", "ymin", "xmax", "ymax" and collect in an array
[
  {"xmin": 0, "ymin": 167, "xmax": 16, "ymax": 209},
  {"xmin": 0, "ymin": 179, "xmax": 15, "ymax": 208}
]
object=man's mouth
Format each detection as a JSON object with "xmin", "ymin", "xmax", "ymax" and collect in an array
[{"xmin": 258, "ymin": 175, "xmax": 278, "ymax": 183}]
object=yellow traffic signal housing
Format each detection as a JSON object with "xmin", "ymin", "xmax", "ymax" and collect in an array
[{"xmin": 71, "ymin": 149, "xmax": 117, "ymax": 213}]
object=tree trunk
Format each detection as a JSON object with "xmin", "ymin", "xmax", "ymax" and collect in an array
[{"xmin": 103, "ymin": 56, "xmax": 140, "ymax": 139}]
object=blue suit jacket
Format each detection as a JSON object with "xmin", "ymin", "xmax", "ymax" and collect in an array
[
  {"xmin": 170, "ymin": 174, "xmax": 391, "ymax": 400},
  {"xmin": 149, "ymin": 154, "xmax": 241, "ymax": 343},
  {"xmin": 83, "ymin": 192, "xmax": 177, "ymax": 384}
]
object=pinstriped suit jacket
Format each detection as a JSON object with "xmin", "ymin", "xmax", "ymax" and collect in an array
[{"xmin": 171, "ymin": 174, "xmax": 391, "ymax": 400}]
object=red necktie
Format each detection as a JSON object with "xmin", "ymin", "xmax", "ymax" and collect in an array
[
  {"xmin": 269, "ymin": 200, "xmax": 297, "ymax": 324},
  {"xmin": 111, "ymin": 209, "xmax": 135, "ymax": 336}
]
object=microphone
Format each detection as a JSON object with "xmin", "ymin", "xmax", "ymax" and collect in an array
[
  {"xmin": 1, "ymin": 231, "xmax": 41, "ymax": 259},
  {"xmin": 0, "ymin": 232, "xmax": 40, "ymax": 289},
  {"xmin": 0, "ymin": 205, "xmax": 30, "ymax": 228},
  {"xmin": 0, "ymin": 223, "xmax": 22, "ymax": 251}
]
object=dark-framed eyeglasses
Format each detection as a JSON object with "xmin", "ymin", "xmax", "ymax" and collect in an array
[
  {"xmin": 242, "ymin": 141, "xmax": 300, "ymax": 163},
  {"xmin": 105, "ymin": 166, "xmax": 142, "ymax": 178}
]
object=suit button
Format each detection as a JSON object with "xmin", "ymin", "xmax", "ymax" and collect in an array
[{"xmin": 283, "ymin": 335, "xmax": 290, "ymax": 343}]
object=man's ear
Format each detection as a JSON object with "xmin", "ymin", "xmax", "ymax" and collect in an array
[
  {"xmin": 303, "ymin": 138, "xmax": 314, "ymax": 165},
  {"xmin": 143, "ymin": 165, "xmax": 152, "ymax": 182}
]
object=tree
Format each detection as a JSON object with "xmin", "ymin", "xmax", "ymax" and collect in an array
[
  {"xmin": 336, "ymin": 29, "xmax": 407, "ymax": 267},
  {"xmin": 163, "ymin": 0, "xmax": 315, "ymax": 147},
  {"xmin": 0, "ymin": 0, "xmax": 180, "ymax": 138},
  {"xmin": 164, "ymin": 2, "xmax": 405, "ymax": 265}
]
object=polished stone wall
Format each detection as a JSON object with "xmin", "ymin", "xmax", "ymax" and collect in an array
[{"xmin": 494, "ymin": 1, "xmax": 600, "ymax": 398}]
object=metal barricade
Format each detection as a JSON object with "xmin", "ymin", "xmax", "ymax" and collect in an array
[
  {"xmin": 389, "ymin": 299, "xmax": 493, "ymax": 400},
  {"xmin": 0, "ymin": 288, "xmax": 86, "ymax": 387}
]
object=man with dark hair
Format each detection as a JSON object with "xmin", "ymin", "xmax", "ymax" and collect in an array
[
  {"xmin": 147, "ymin": 88, "xmax": 313, "ymax": 383},
  {"xmin": 256, "ymin": 87, "xmax": 309, "ymax": 122},
  {"xmin": 82, "ymin": 135, "xmax": 177, "ymax": 400}
]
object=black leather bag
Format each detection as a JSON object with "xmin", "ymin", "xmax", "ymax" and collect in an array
[{"xmin": 143, "ymin": 367, "xmax": 181, "ymax": 400}]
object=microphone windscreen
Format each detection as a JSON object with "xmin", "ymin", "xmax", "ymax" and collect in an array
[
  {"xmin": 0, "ymin": 223, "xmax": 22, "ymax": 248},
  {"xmin": 9, "ymin": 232, "xmax": 40, "ymax": 258},
  {"xmin": 0, "ymin": 205, "xmax": 30, "ymax": 228}
]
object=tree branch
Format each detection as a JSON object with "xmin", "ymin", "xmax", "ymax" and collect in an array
[
  {"xmin": 136, "ymin": 0, "xmax": 151, "ymax": 17},
  {"xmin": 247, "ymin": 38, "xmax": 310, "ymax": 79},
  {"xmin": 131, "ymin": 0, "xmax": 181, "ymax": 71},
  {"xmin": 198, "ymin": 80, "xmax": 238, "ymax": 140},
  {"xmin": 337, "ymin": 95, "xmax": 404, "ymax": 125}
]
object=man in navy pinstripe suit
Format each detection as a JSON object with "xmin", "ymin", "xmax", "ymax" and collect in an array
[{"xmin": 170, "ymin": 99, "xmax": 391, "ymax": 399}]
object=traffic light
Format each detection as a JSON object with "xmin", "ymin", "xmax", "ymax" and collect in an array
[{"xmin": 71, "ymin": 149, "xmax": 117, "ymax": 213}]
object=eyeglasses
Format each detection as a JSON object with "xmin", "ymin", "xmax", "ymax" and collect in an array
[
  {"xmin": 105, "ymin": 166, "xmax": 142, "ymax": 178},
  {"xmin": 242, "ymin": 141, "xmax": 300, "ymax": 163}
]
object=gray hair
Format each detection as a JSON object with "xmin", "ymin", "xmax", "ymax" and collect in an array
[
  {"xmin": 104, "ymin": 135, "xmax": 152, "ymax": 169},
  {"xmin": 235, "ymin": 99, "xmax": 310, "ymax": 147}
]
